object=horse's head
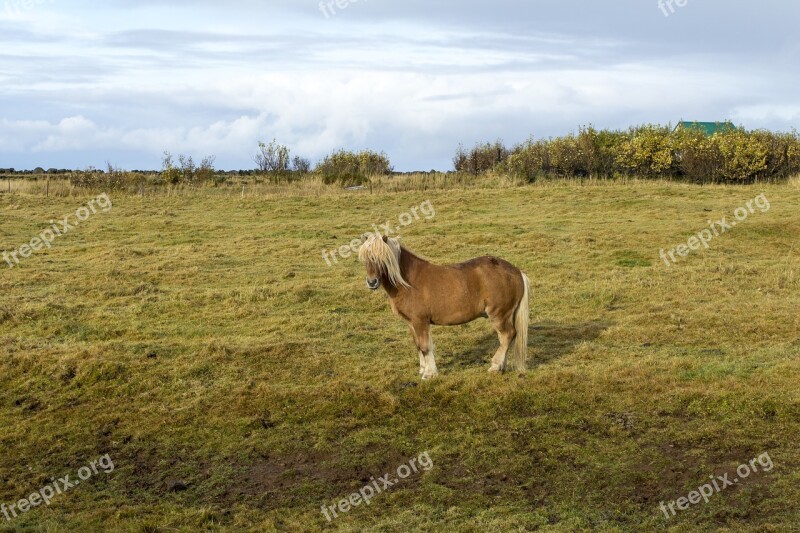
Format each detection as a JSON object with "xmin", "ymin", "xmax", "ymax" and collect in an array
[{"xmin": 358, "ymin": 233, "xmax": 410, "ymax": 291}]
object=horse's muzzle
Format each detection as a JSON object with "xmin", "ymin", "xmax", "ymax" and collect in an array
[{"xmin": 366, "ymin": 278, "xmax": 380, "ymax": 290}]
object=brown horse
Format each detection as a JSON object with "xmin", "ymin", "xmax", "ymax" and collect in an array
[{"xmin": 358, "ymin": 234, "xmax": 530, "ymax": 379}]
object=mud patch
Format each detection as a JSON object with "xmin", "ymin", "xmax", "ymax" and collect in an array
[{"xmin": 229, "ymin": 447, "xmax": 427, "ymax": 508}]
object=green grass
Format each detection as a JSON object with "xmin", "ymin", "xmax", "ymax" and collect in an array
[{"xmin": 1, "ymin": 180, "xmax": 799, "ymax": 531}]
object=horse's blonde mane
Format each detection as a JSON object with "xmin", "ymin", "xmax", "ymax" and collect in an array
[{"xmin": 358, "ymin": 234, "xmax": 411, "ymax": 288}]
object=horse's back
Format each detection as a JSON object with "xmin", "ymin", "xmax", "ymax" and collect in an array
[
  {"xmin": 454, "ymin": 255, "xmax": 523, "ymax": 283},
  {"xmin": 451, "ymin": 255, "xmax": 525, "ymax": 309}
]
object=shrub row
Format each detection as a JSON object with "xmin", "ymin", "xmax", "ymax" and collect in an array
[
  {"xmin": 458, "ymin": 125, "xmax": 800, "ymax": 183},
  {"xmin": 58, "ymin": 145, "xmax": 393, "ymax": 189}
]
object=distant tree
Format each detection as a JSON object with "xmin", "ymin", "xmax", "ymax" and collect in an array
[
  {"xmin": 161, "ymin": 152, "xmax": 182, "ymax": 184},
  {"xmin": 254, "ymin": 139, "xmax": 290, "ymax": 174},
  {"xmin": 196, "ymin": 155, "xmax": 217, "ymax": 182},
  {"xmin": 453, "ymin": 143, "xmax": 468, "ymax": 172},
  {"xmin": 292, "ymin": 155, "xmax": 311, "ymax": 174},
  {"xmin": 178, "ymin": 154, "xmax": 196, "ymax": 183}
]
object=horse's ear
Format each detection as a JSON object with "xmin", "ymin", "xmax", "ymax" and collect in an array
[
  {"xmin": 382, "ymin": 235, "xmax": 389, "ymax": 243},
  {"xmin": 360, "ymin": 233, "xmax": 371, "ymax": 243}
]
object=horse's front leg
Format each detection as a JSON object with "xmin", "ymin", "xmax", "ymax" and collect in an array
[
  {"xmin": 411, "ymin": 321, "xmax": 438, "ymax": 380},
  {"xmin": 409, "ymin": 325, "xmax": 425, "ymax": 375}
]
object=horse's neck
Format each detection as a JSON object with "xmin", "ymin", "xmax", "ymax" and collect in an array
[
  {"xmin": 400, "ymin": 247, "xmax": 429, "ymax": 275},
  {"xmin": 384, "ymin": 247, "xmax": 427, "ymax": 298}
]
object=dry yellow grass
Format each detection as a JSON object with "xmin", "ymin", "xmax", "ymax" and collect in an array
[{"xmin": 0, "ymin": 179, "xmax": 799, "ymax": 531}]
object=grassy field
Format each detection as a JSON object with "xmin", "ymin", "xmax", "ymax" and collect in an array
[{"xmin": 1, "ymin": 180, "xmax": 799, "ymax": 532}]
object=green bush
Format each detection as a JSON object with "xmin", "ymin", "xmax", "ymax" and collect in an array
[
  {"xmin": 616, "ymin": 125, "xmax": 673, "ymax": 177},
  {"xmin": 315, "ymin": 149, "xmax": 392, "ymax": 185},
  {"xmin": 160, "ymin": 152, "xmax": 217, "ymax": 185},
  {"xmin": 453, "ymin": 141, "xmax": 509, "ymax": 174},
  {"xmin": 68, "ymin": 166, "xmax": 140, "ymax": 191},
  {"xmin": 715, "ymin": 130, "xmax": 769, "ymax": 182},
  {"xmin": 505, "ymin": 137, "xmax": 549, "ymax": 181},
  {"xmin": 548, "ymin": 134, "xmax": 583, "ymax": 176}
]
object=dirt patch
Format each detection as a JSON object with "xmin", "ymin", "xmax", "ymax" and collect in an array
[
  {"xmin": 224, "ymin": 447, "xmax": 426, "ymax": 508},
  {"xmin": 628, "ymin": 440, "xmax": 776, "ymax": 510}
]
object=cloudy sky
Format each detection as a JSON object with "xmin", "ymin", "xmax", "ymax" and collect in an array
[{"xmin": 1, "ymin": 0, "xmax": 798, "ymax": 171}]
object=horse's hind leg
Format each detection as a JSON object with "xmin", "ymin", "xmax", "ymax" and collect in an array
[{"xmin": 489, "ymin": 314, "xmax": 516, "ymax": 373}]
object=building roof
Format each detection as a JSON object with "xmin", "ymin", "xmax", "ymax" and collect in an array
[{"xmin": 674, "ymin": 121, "xmax": 737, "ymax": 136}]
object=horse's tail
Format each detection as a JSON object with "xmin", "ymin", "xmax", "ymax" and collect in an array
[{"xmin": 510, "ymin": 272, "xmax": 530, "ymax": 371}]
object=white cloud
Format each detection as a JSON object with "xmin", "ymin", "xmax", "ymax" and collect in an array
[
  {"xmin": 732, "ymin": 105, "xmax": 800, "ymax": 128},
  {"xmin": 1, "ymin": 2, "xmax": 798, "ymax": 170}
]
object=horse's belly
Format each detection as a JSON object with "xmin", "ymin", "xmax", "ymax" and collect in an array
[
  {"xmin": 431, "ymin": 314, "xmax": 484, "ymax": 326},
  {"xmin": 430, "ymin": 297, "xmax": 485, "ymax": 326}
]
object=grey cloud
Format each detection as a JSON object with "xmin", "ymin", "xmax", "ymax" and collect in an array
[{"xmin": 1, "ymin": 0, "xmax": 798, "ymax": 171}]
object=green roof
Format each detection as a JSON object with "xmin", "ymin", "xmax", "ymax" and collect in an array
[{"xmin": 674, "ymin": 121, "xmax": 737, "ymax": 136}]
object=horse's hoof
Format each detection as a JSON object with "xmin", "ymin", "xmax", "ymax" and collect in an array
[
  {"xmin": 488, "ymin": 365, "xmax": 503, "ymax": 373},
  {"xmin": 421, "ymin": 373, "xmax": 438, "ymax": 380}
]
